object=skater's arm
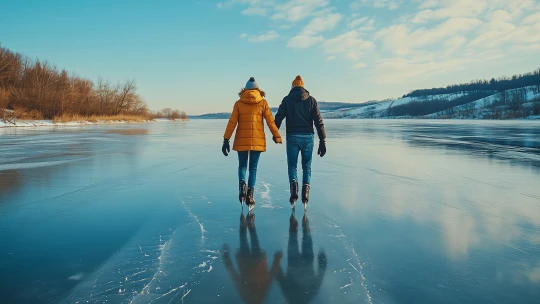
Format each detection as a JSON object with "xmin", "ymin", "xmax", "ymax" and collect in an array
[
  {"xmin": 311, "ymin": 98, "xmax": 326, "ymax": 141},
  {"xmin": 269, "ymin": 251, "xmax": 283, "ymax": 279},
  {"xmin": 274, "ymin": 99, "xmax": 286, "ymax": 129},
  {"xmin": 222, "ymin": 251, "xmax": 241, "ymax": 286},
  {"xmin": 314, "ymin": 251, "xmax": 328, "ymax": 290},
  {"xmin": 270, "ymin": 251, "xmax": 285, "ymax": 283},
  {"xmin": 223, "ymin": 102, "xmax": 239, "ymax": 140},
  {"xmin": 263, "ymin": 100, "xmax": 282, "ymax": 143}
]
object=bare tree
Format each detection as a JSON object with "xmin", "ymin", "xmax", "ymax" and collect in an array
[
  {"xmin": 162, "ymin": 108, "xmax": 173, "ymax": 119},
  {"xmin": 113, "ymin": 80, "xmax": 136, "ymax": 114}
]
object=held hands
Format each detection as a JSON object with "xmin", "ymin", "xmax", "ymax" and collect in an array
[
  {"xmin": 222, "ymin": 139, "xmax": 230, "ymax": 156},
  {"xmin": 272, "ymin": 137, "xmax": 283, "ymax": 144},
  {"xmin": 317, "ymin": 140, "xmax": 326, "ymax": 157}
]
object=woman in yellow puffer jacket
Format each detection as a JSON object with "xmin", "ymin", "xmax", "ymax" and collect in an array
[{"xmin": 222, "ymin": 77, "xmax": 282, "ymax": 211}]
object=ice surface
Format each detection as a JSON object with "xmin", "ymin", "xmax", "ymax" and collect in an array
[{"xmin": 1, "ymin": 120, "xmax": 540, "ymax": 303}]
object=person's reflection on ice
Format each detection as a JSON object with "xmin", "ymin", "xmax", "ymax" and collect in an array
[
  {"xmin": 222, "ymin": 212, "xmax": 282, "ymax": 304},
  {"xmin": 276, "ymin": 213, "xmax": 327, "ymax": 304}
]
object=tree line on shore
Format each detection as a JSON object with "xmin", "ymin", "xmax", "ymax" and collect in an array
[
  {"xmin": 152, "ymin": 108, "xmax": 188, "ymax": 120},
  {"xmin": 0, "ymin": 45, "xmax": 185, "ymax": 122},
  {"xmin": 403, "ymin": 68, "xmax": 540, "ymax": 98}
]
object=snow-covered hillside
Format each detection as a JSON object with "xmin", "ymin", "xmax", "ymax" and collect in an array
[{"xmin": 321, "ymin": 86, "xmax": 540, "ymax": 120}]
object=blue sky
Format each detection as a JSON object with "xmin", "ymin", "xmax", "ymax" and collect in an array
[{"xmin": 2, "ymin": 0, "xmax": 540, "ymax": 114}]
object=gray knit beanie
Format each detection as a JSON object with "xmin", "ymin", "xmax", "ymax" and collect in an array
[{"xmin": 245, "ymin": 77, "xmax": 259, "ymax": 89}]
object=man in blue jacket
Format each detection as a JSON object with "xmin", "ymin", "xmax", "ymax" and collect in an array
[{"xmin": 275, "ymin": 75, "xmax": 326, "ymax": 209}]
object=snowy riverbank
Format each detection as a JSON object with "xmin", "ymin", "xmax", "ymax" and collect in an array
[{"xmin": 0, "ymin": 119, "xmax": 156, "ymax": 128}]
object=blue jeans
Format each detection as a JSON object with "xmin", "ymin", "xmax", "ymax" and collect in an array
[
  {"xmin": 238, "ymin": 151, "xmax": 261, "ymax": 188},
  {"xmin": 286, "ymin": 134, "xmax": 314, "ymax": 185}
]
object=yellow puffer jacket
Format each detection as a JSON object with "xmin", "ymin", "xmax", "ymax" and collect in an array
[{"xmin": 224, "ymin": 89, "xmax": 282, "ymax": 152}]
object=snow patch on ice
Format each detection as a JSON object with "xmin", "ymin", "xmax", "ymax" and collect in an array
[
  {"xmin": 203, "ymin": 249, "xmax": 219, "ymax": 254},
  {"xmin": 68, "ymin": 273, "xmax": 85, "ymax": 281},
  {"xmin": 195, "ymin": 261, "xmax": 207, "ymax": 268},
  {"xmin": 0, "ymin": 160, "xmax": 70, "ymax": 171},
  {"xmin": 183, "ymin": 203, "xmax": 206, "ymax": 244},
  {"xmin": 260, "ymin": 182, "xmax": 271, "ymax": 200},
  {"xmin": 259, "ymin": 181, "xmax": 283, "ymax": 209},
  {"xmin": 340, "ymin": 281, "xmax": 353, "ymax": 290}
]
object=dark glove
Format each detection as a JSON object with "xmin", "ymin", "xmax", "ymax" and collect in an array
[
  {"xmin": 317, "ymin": 140, "xmax": 326, "ymax": 157},
  {"xmin": 222, "ymin": 139, "xmax": 230, "ymax": 156}
]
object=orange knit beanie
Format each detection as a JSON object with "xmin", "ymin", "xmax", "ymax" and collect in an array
[{"xmin": 292, "ymin": 75, "xmax": 304, "ymax": 88}]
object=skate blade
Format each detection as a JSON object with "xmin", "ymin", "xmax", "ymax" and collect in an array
[
  {"xmin": 291, "ymin": 201, "xmax": 296, "ymax": 209},
  {"xmin": 248, "ymin": 204, "xmax": 255, "ymax": 212},
  {"xmin": 303, "ymin": 203, "xmax": 307, "ymax": 211}
]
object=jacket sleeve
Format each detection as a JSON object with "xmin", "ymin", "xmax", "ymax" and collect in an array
[
  {"xmin": 311, "ymin": 97, "xmax": 326, "ymax": 141},
  {"xmin": 223, "ymin": 101, "xmax": 239, "ymax": 140},
  {"xmin": 274, "ymin": 98, "xmax": 286, "ymax": 129},
  {"xmin": 263, "ymin": 100, "xmax": 282, "ymax": 142}
]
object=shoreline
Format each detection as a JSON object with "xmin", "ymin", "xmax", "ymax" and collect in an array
[{"xmin": 0, "ymin": 118, "xmax": 189, "ymax": 128}]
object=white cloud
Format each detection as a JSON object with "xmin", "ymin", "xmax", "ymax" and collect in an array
[
  {"xmin": 469, "ymin": 21, "xmax": 540, "ymax": 49},
  {"xmin": 444, "ymin": 36, "xmax": 467, "ymax": 49},
  {"xmin": 372, "ymin": 57, "xmax": 472, "ymax": 84},
  {"xmin": 412, "ymin": 0, "xmax": 488, "ymax": 23},
  {"xmin": 415, "ymin": 17, "xmax": 482, "ymax": 45},
  {"xmin": 348, "ymin": 17, "xmax": 376, "ymax": 31},
  {"xmin": 287, "ymin": 35, "xmax": 324, "ymax": 48},
  {"xmin": 246, "ymin": 30, "xmax": 280, "ymax": 42},
  {"xmin": 523, "ymin": 12, "xmax": 540, "ymax": 25},
  {"xmin": 443, "ymin": 36, "xmax": 467, "ymax": 54},
  {"xmin": 527, "ymin": 265, "xmax": 540, "ymax": 283},
  {"xmin": 489, "ymin": 9, "xmax": 512, "ymax": 22},
  {"xmin": 352, "ymin": 0, "xmax": 402, "ymax": 10},
  {"xmin": 511, "ymin": 43, "xmax": 540, "ymax": 53},
  {"xmin": 221, "ymin": 0, "xmax": 540, "ymax": 91},
  {"xmin": 418, "ymin": 0, "xmax": 438, "ymax": 9},
  {"xmin": 348, "ymin": 17, "xmax": 369, "ymax": 29},
  {"xmin": 301, "ymin": 13, "xmax": 343, "ymax": 36},
  {"xmin": 272, "ymin": 0, "xmax": 330, "ymax": 23},
  {"xmin": 322, "ymin": 30, "xmax": 375, "ymax": 61},
  {"xmin": 242, "ymin": 7, "xmax": 267, "ymax": 16},
  {"xmin": 497, "ymin": 0, "xmax": 539, "ymax": 19},
  {"xmin": 374, "ymin": 24, "xmax": 411, "ymax": 55},
  {"xmin": 352, "ymin": 62, "xmax": 367, "ymax": 69},
  {"xmin": 217, "ymin": 0, "xmax": 266, "ymax": 9},
  {"xmin": 375, "ymin": 17, "xmax": 482, "ymax": 55}
]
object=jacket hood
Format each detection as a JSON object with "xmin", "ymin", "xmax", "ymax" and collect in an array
[
  {"xmin": 289, "ymin": 87, "xmax": 310, "ymax": 101},
  {"xmin": 239, "ymin": 89, "xmax": 264, "ymax": 104}
]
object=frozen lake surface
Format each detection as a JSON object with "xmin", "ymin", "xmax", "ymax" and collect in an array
[{"xmin": 1, "ymin": 120, "xmax": 540, "ymax": 304}]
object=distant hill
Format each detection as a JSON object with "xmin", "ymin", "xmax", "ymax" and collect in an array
[
  {"xmin": 322, "ymin": 68, "xmax": 540, "ymax": 120},
  {"xmin": 190, "ymin": 102, "xmax": 370, "ymax": 119},
  {"xmin": 322, "ymin": 86, "xmax": 540, "ymax": 120},
  {"xmin": 189, "ymin": 112, "xmax": 231, "ymax": 119},
  {"xmin": 190, "ymin": 69, "xmax": 540, "ymax": 120}
]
